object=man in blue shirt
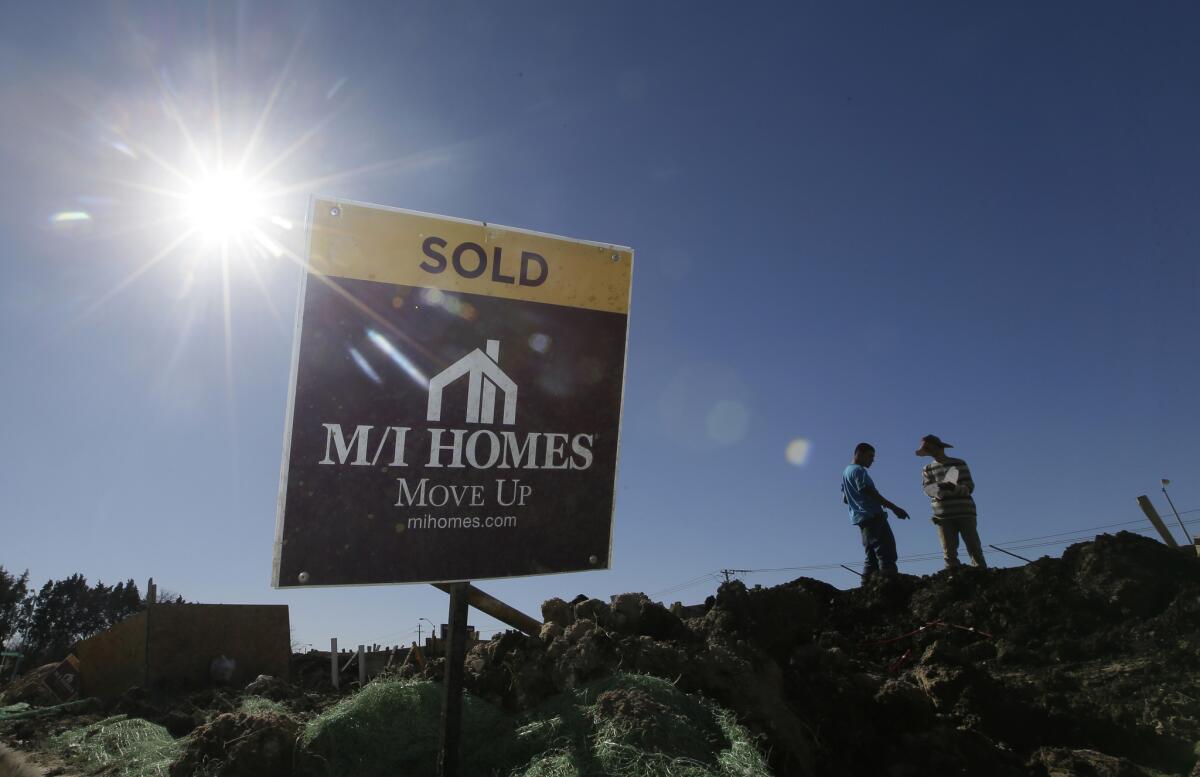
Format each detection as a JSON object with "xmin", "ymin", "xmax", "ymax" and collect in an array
[{"xmin": 842, "ymin": 442, "xmax": 909, "ymax": 579}]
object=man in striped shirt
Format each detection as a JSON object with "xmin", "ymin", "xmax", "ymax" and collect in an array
[{"xmin": 916, "ymin": 435, "xmax": 987, "ymax": 569}]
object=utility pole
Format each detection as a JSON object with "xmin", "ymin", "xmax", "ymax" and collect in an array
[
  {"xmin": 719, "ymin": 569, "xmax": 752, "ymax": 584},
  {"xmin": 417, "ymin": 617, "xmax": 438, "ymax": 647}
]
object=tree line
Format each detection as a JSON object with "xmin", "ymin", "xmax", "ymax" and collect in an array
[{"xmin": 0, "ymin": 566, "xmax": 180, "ymax": 668}]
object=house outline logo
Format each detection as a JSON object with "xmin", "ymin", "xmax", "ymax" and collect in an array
[{"xmin": 427, "ymin": 339, "xmax": 518, "ymax": 425}]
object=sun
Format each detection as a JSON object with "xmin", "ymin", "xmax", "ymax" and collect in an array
[{"xmin": 182, "ymin": 171, "xmax": 267, "ymax": 245}]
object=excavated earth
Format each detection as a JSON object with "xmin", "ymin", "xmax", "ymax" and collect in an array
[
  {"xmin": 439, "ymin": 531, "xmax": 1200, "ymax": 777},
  {"xmin": 2, "ymin": 531, "xmax": 1198, "ymax": 776}
]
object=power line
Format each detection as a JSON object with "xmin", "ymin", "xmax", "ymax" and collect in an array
[
  {"xmin": 650, "ymin": 507, "xmax": 1198, "ymax": 599},
  {"xmin": 650, "ymin": 572, "xmax": 723, "ymax": 598}
]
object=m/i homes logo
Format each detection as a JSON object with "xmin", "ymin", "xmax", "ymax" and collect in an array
[
  {"xmin": 318, "ymin": 338, "xmax": 595, "ymax": 472},
  {"xmin": 427, "ymin": 339, "xmax": 517, "ymax": 425}
]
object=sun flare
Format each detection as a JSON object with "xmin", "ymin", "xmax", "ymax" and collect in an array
[{"xmin": 182, "ymin": 171, "xmax": 266, "ymax": 245}]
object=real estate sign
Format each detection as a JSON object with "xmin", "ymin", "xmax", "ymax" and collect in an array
[{"xmin": 272, "ymin": 199, "xmax": 633, "ymax": 587}]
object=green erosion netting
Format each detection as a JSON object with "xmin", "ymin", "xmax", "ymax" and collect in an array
[
  {"xmin": 50, "ymin": 714, "xmax": 181, "ymax": 777},
  {"xmin": 0, "ymin": 702, "xmax": 31, "ymax": 720},
  {"xmin": 510, "ymin": 673, "xmax": 772, "ymax": 777},
  {"xmin": 301, "ymin": 673, "xmax": 771, "ymax": 777},
  {"xmin": 301, "ymin": 677, "xmax": 520, "ymax": 777},
  {"xmin": 237, "ymin": 695, "xmax": 289, "ymax": 716}
]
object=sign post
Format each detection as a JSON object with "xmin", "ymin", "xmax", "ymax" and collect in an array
[
  {"xmin": 273, "ymin": 198, "xmax": 632, "ymax": 775},
  {"xmin": 437, "ymin": 583, "xmax": 470, "ymax": 776}
]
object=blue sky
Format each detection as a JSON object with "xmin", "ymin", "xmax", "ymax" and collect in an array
[{"xmin": 1, "ymin": 2, "xmax": 1197, "ymax": 649}]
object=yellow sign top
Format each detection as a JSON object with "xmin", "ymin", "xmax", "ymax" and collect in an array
[{"xmin": 307, "ymin": 198, "xmax": 633, "ymax": 314}]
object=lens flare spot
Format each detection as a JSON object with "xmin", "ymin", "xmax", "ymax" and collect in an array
[
  {"xmin": 349, "ymin": 347, "xmax": 382, "ymax": 385},
  {"xmin": 785, "ymin": 438, "xmax": 812, "ymax": 467},
  {"xmin": 109, "ymin": 141, "xmax": 137, "ymax": 159},
  {"xmin": 367, "ymin": 329, "xmax": 428, "ymax": 388},
  {"xmin": 528, "ymin": 333, "xmax": 552, "ymax": 353},
  {"xmin": 50, "ymin": 211, "xmax": 92, "ymax": 223},
  {"xmin": 326, "ymin": 77, "xmax": 348, "ymax": 100},
  {"xmin": 705, "ymin": 400, "xmax": 749, "ymax": 445}
]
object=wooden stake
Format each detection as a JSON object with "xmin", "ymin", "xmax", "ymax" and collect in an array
[
  {"xmin": 358, "ymin": 644, "xmax": 366, "ymax": 687},
  {"xmin": 437, "ymin": 583, "xmax": 470, "ymax": 777},
  {"xmin": 432, "ymin": 582, "xmax": 541, "ymax": 637},
  {"xmin": 144, "ymin": 578, "xmax": 155, "ymax": 688},
  {"xmin": 1137, "ymin": 495, "xmax": 1180, "ymax": 548},
  {"xmin": 330, "ymin": 638, "xmax": 339, "ymax": 691}
]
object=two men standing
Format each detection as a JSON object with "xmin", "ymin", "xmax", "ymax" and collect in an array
[{"xmin": 841, "ymin": 435, "xmax": 987, "ymax": 578}]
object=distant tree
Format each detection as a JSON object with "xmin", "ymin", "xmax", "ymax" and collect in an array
[
  {"xmin": 154, "ymin": 588, "xmax": 187, "ymax": 605},
  {"xmin": 103, "ymin": 579, "xmax": 143, "ymax": 623},
  {"xmin": 17, "ymin": 575, "xmax": 144, "ymax": 665},
  {"xmin": 0, "ymin": 567, "xmax": 30, "ymax": 648}
]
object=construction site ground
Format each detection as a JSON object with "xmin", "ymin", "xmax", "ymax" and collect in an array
[{"xmin": 1, "ymin": 531, "xmax": 1198, "ymax": 777}]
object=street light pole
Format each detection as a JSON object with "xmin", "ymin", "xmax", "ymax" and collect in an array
[{"xmin": 1161, "ymin": 479, "xmax": 1190, "ymax": 544}]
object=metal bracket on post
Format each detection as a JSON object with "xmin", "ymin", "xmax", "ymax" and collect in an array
[{"xmin": 437, "ymin": 582, "xmax": 470, "ymax": 777}]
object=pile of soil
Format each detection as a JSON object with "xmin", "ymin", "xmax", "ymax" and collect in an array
[
  {"xmin": 169, "ymin": 710, "xmax": 300, "ymax": 777},
  {"xmin": 446, "ymin": 531, "xmax": 1199, "ymax": 777},
  {"xmin": 1, "ymin": 531, "xmax": 1196, "ymax": 777}
]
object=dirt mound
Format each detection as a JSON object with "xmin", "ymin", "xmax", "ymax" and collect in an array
[
  {"xmin": 169, "ymin": 710, "xmax": 300, "ymax": 777},
  {"xmin": 4, "ymin": 531, "xmax": 1196, "ymax": 777},
  {"xmin": 592, "ymin": 683, "xmax": 730, "ymax": 768},
  {"xmin": 113, "ymin": 686, "xmax": 209, "ymax": 737},
  {"xmin": 454, "ymin": 531, "xmax": 1200, "ymax": 777}
]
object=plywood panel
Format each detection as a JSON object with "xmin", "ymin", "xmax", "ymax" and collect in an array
[
  {"xmin": 147, "ymin": 604, "xmax": 290, "ymax": 690},
  {"xmin": 75, "ymin": 612, "xmax": 147, "ymax": 702}
]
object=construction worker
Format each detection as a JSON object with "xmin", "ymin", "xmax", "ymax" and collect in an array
[
  {"xmin": 916, "ymin": 434, "xmax": 987, "ymax": 569},
  {"xmin": 842, "ymin": 442, "xmax": 909, "ymax": 579}
]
